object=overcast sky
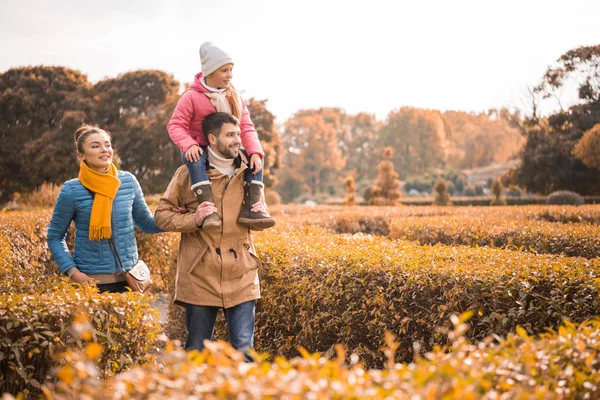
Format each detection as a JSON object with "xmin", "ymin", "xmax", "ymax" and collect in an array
[{"xmin": 1, "ymin": 0, "xmax": 598, "ymax": 122}]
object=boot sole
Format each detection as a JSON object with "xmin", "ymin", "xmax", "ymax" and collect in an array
[
  {"xmin": 202, "ymin": 217, "xmax": 222, "ymax": 230},
  {"xmin": 202, "ymin": 222, "xmax": 222, "ymax": 230},
  {"xmin": 238, "ymin": 217, "xmax": 276, "ymax": 229}
]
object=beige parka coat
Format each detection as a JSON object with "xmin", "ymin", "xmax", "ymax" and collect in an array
[{"xmin": 154, "ymin": 158, "xmax": 261, "ymax": 308}]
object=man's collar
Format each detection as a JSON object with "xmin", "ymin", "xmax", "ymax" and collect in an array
[{"xmin": 204, "ymin": 147, "xmax": 249, "ymax": 174}]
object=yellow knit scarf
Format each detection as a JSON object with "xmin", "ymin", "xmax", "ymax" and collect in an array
[{"xmin": 78, "ymin": 161, "xmax": 121, "ymax": 241}]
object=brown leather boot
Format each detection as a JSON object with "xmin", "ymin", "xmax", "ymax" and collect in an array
[
  {"xmin": 192, "ymin": 182, "xmax": 221, "ymax": 230},
  {"xmin": 238, "ymin": 182, "xmax": 276, "ymax": 230}
]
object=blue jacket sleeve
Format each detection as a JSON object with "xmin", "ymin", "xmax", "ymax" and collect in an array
[
  {"xmin": 130, "ymin": 173, "xmax": 163, "ymax": 234},
  {"xmin": 47, "ymin": 183, "xmax": 77, "ymax": 274}
]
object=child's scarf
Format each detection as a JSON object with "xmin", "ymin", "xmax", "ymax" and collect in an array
[
  {"xmin": 204, "ymin": 91, "xmax": 243, "ymax": 116},
  {"xmin": 78, "ymin": 161, "xmax": 121, "ymax": 240}
]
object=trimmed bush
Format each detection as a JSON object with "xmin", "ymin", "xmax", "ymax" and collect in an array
[
  {"xmin": 490, "ymin": 178, "xmax": 507, "ymax": 205},
  {"xmin": 0, "ymin": 210, "xmax": 59, "ymax": 294},
  {"xmin": 547, "ymin": 190, "xmax": 585, "ymax": 205},
  {"xmin": 46, "ymin": 318, "xmax": 600, "ymax": 399},
  {"xmin": 433, "ymin": 178, "xmax": 451, "ymax": 206},
  {"xmin": 0, "ymin": 210, "xmax": 163, "ymax": 397},
  {"xmin": 0, "ymin": 210, "xmax": 177, "ymax": 294},
  {"xmin": 369, "ymin": 147, "xmax": 401, "ymax": 205},
  {"xmin": 166, "ymin": 227, "xmax": 600, "ymax": 368},
  {"xmin": 388, "ymin": 215, "xmax": 600, "ymax": 258},
  {"xmin": 0, "ymin": 283, "xmax": 161, "ymax": 397}
]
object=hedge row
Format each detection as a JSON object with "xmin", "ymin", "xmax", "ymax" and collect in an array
[
  {"xmin": 0, "ymin": 210, "xmax": 58, "ymax": 294},
  {"xmin": 3, "ymin": 208, "xmax": 600, "ymax": 378},
  {"xmin": 0, "ymin": 210, "xmax": 176, "ymax": 294},
  {"xmin": 388, "ymin": 215, "xmax": 600, "ymax": 258},
  {"xmin": 157, "ymin": 227, "xmax": 600, "ymax": 368},
  {"xmin": 275, "ymin": 205, "xmax": 600, "ymax": 234},
  {"xmin": 45, "ymin": 317, "xmax": 600, "ymax": 399},
  {"xmin": 398, "ymin": 195, "xmax": 600, "ymax": 206},
  {"xmin": 0, "ymin": 212, "xmax": 164, "ymax": 397},
  {"xmin": 3, "ymin": 206, "xmax": 597, "ymax": 294},
  {"xmin": 0, "ymin": 282, "xmax": 162, "ymax": 397},
  {"xmin": 400, "ymin": 196, "xmax": 548, "ymax": 206},
  {"xmin": 314, "ymin": 210, "xmax": 600, "ymax": 258}
]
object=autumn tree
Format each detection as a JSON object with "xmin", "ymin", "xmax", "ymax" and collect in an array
[
  {"xmin": 338, "ymin": 112, "xmax": 379, "ymax": 182},
  {"xmin": 344, "ymin": 175, "xmax": 356, "ymax": 206},
  {"xmin": 21, "ymin": 111, "xmax": 89, "ymax": 189},
  {"xmin": 91, "ymin": 70, "xmax": 181, "ymax": 194},
  {"xmin": 369, "ymin": 147, "xmax": 402, "ymax": 205},
  {"xmin": 0, "ymin": 67, "xmax": 190, "ymax": 200},
  {"xmin": 510, "ymin": 45, "xmax": 600, "ymax": 194},
  {"xmin": 442, "ymin": 109, "xmax": 524, "ymax": 169},
  {"xmin": 0, "ymin": 66, "xmax": 93, "ymax": 201},
  {"xmin": 246, "ymin": 98, "xmax": 281, "ymax": 188},
  {"xmin": 573, "ymin": 123, "xmax": 600, "ymax": 170},
  {"xmin": 276, "ymin": 168, "xmax": 305, "ymax": 204},
  {"xmin": 281, "ymin": 110, "xmax": 345, "ymax": 197},
  {"xmin": 377, "ymin": 107, "xmax": 448, "ymax": 178}
]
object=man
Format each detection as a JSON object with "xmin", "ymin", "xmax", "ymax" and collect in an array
[{"xmin": 155, "ymin": 112, "xmax": 272, "ymax": 359}]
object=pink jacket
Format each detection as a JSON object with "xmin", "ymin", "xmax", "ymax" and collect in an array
[{"xmin": 167, "ymin": 72, "xmax": 264, "ymax": 158}]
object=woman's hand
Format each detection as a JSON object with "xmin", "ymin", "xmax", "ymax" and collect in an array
[
  {"xmin": 185, "ymin": 145, "xmax": 203, "ymax": 163},
  {"xmin": 194, "ymin": 201, "xmax": 218, "ymax": 227},
  {"xmin": 249, "ymin": 154, "xmax": 262, "ymax": 174},
  {"xmin": 71, "ymin": 271, "xmax": 93, "ymax": 284}
]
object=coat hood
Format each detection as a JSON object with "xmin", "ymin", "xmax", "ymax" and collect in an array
[{"xmin": 190, "ymin": 72, "xmax": 210, "ymax": 93}]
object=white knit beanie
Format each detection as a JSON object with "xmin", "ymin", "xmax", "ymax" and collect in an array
[{"xmin": 199, "ymin": 42, "xmax": 234, "ymax": 77}]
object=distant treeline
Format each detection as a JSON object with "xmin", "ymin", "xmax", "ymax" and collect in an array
[{"xmin": 1, "ymin": 44, "xmax": 599, "ymax": 203}]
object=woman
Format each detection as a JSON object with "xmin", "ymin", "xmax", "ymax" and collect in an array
[{"xmin": 47, "ymin": 125, "xmax": 162, "ymax": 293}]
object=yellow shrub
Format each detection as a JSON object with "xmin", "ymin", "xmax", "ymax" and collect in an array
[
  {"xmin": 45, "ymin": 318, "xmax": 600, "ymax": 399},
  {"xmin": 0, "ymin": 282, "xmax": 161, "ymax": 397},
  {"xmin": 388, "ymin": 215, "xmax": 600, "ymax": 258},
  {"xmin": 159, "ymin": 227, "xmax": 600, "ymax": 369}
]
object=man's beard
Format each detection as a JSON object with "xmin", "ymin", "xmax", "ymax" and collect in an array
[{"xmin": 216, "ymin": 142, "xmax": 239, "ymax": 159}]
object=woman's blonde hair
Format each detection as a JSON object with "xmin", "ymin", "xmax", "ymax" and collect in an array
[{"xmin": 226, "ymin": 84, "xmax": 242, "ymax": 121}]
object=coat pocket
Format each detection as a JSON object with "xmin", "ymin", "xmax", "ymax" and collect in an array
[
  {"xmin": 241, "ymin": 241, "xmax": 261, "ymax": 270},
  {"xmin": 181, "ymin": 235, "xmax": 209, "ymax": 276}
]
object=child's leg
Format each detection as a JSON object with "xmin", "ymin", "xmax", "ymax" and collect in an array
[
  {"xmin": 181, "ymin": 148, "xmax": 221, "ymax": 229},
  {"xmin": 181, "ymin": 150, "xmax": 209, "ymax": 187},
  {"xmin": 238, "ymin": 154, "xmax": 275, "ymax": 230},
  {"xmin": 244, "ymin": 157, "xmax": 264, "ymax": 185}
]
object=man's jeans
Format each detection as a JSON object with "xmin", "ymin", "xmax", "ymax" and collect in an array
[{"xmin": 185, "ymin": 300, "xmax": 255, "ymax": 361}]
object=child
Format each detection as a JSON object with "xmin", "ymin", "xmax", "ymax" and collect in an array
[{"xmin": 167, "ymin": 42, "xmax": 275, "ymax": 230}]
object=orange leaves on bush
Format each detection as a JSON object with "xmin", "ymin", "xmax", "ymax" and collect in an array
[{"xmin": 46, "ymin": 318, "xmax": 600, "ymax": 399}]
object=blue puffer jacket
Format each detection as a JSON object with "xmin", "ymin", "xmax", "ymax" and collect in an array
[{"xmin": 47, "ymin": 171, "xmax": 163, "ymax": 275}]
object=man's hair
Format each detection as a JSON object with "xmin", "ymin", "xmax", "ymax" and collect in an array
[{"xmin": 202, "ymin": 112, "xmax": 240, "ymax": 142}]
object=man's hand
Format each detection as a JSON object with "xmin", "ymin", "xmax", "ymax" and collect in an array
[
  {"xmin": 172, "ymin": 206, "xmax": 189, "ymax": 214},
  {"xmin": 71, "ymin": 271, "xmax": 93, "ymax": 284},
  {"xmin": 251, "ymin": 201, "xmax": 269, "ymax": 216},
  {"xmin": 249, "ymin": 154, "xmax": 263, "ymax": 174},
  {"xmin": 185, "ymin": 145, "xmax": 203, "ymax": 163},
  {"xmin": 194, "ymin": 201, "xmax": 218, "ymax": 227}
]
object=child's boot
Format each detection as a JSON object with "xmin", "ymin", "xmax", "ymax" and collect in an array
[
  {"xmin": 238, "ymin": 181, "xmax": 276, "ymax": 230},
  {"xmin": 192, "ymin": 182, "xmax": 221, "ymax": 230}
]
